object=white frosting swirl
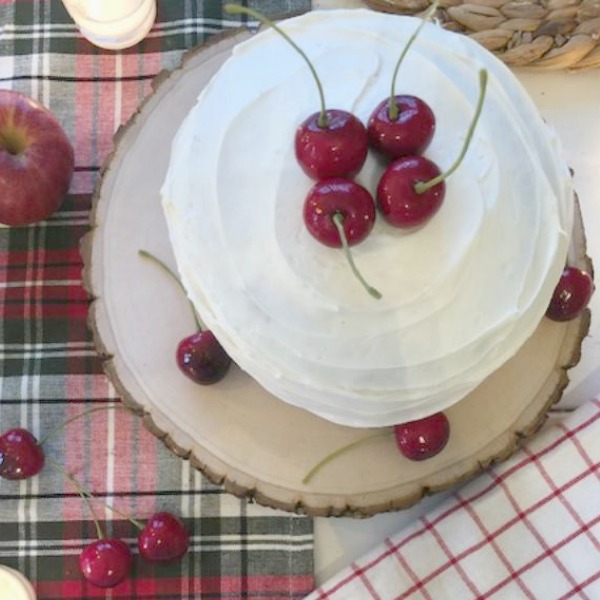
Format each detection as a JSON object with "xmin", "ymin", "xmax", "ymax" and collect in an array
[{"xmin": 162, "ymin": 9, "xmax": 573, "ymax": 427}]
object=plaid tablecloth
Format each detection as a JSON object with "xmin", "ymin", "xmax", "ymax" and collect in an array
[{"xmin": 0, "ymin": 1, "xmax": 314, "ymax": 598}]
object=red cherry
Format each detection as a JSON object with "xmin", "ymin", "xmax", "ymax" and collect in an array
[
  {"xmin": 367, "ymin": 2, "xmax": 437, "ymax": 160},
  {"xmin": 367, "ymin": 95, "xmax": 435, "ymax": 159},
  {"xmin": 295, "ymin": 110, "xmax": 368, "ymax": 180},
  {"xmin": 0, "ymin": 428, "xmax": 45, "ymax": 480},
  {"xmin": 79, "ymin": 538, "xmax": 132, "ymax": 588},
  {"xmin": 375, "ymin": 70, "xmax": 488, "ymax": 231},
  {"xmin": 138, "ymin": 251, "xmax": 232, "ymax": 385},
  {"xmin": 377, "ymin": 155, "xmax": 445, "ymax": 230},
  {"xmin": 138, "ymin": 512, "xmax": 189, "ymax": 563},
  {"xmin": 176, "ymin": 330, "xmax": 232, "ymax": 385},
  {"xmin": 224, "ymin": 5, "xmax": 368, "ymax": 181},
  {"xmin": 394, "ymin": 412, "xmax": 450, "ymax": 461},
  {"xmin": 546, "ymin": 267, "xmax": 594, "ymax": 322},
  {"xmin": 303, "ymin": 178, "xmax": 375, "ymax": 248},
  {"xmin": 222, "ymin": 6, "xmax": 368, "ymax": 179},
  {"xmin": 303, "ymin": 178, "xmax": 381, "ymax": 299}
]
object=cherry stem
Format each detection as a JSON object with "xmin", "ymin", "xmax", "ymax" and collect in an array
[
  {"xmin": 332, "ymin": 213, "xmax": 382, "ymax": 300},
  {"xmin": 48, "ymin": 455, "xmax": 145, "ymax": 531},
  {"xmin": 47, "ymin": 456, "xmax": 106, "ymax": 541},
  {"xmin": 139, "ymin": 249, "xmax": 202, "ymax": 331},
  {"xmin": 415, "ymin": 69, "xmax": 488, "ymax": 194},
  {"xmin": 38, "ymin": 404, "xmax": 125, "ymax": 447},
  {"xmin": 303, "ymin": 430, "xmax": 391, "ymax": 484},
  {"xmin": 225, "ymin": 4, "xmax": 329, "ymax": 128},
  {"xmin": 388, "ymin": 2, "xmax": 438, "ymax": 121}
]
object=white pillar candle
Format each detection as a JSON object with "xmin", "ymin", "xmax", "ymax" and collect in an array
[
  {"xmin": 0, "ymin": 565, "xmax": 36, "ymax": 600},
  {"xmin": 61, "ymin": 0, "xmax": 157, "ymax": 50}
]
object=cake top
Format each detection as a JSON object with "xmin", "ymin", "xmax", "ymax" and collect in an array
[{"xmin": 162, "ymin": 9, "xmax": 573, "ymax": 427}]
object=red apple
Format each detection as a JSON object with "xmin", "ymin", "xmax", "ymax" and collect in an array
[{"xmin": 0, "ymin": 89, "xmax": 74, "ymax": 226}]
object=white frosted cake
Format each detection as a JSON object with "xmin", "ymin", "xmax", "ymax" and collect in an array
[{"xmin": 161, "ymin": 9, "xmax": 573, "ymax": 428}]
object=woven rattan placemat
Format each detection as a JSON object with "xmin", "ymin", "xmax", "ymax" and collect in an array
[{"xmin": 364, "ymin": 0, "xmax": 600, "ymax": 69}]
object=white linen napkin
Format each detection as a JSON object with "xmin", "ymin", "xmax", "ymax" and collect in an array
[{"xmin": 306, "ymin": 399, "xmax": 600, "ymax": 599}]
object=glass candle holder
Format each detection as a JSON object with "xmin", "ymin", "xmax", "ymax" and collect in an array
[
  {"xmin": 61, "ymin": 0, "xmax": 157, "ymax": 50},
  {"xmin": 0, "ymin": 565, "xmax": 36, "ymax": 600}
]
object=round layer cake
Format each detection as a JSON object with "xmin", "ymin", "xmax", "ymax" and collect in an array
[{"xmin": 161, "ymin": 9, "xmax": 573, "ymax": 428}]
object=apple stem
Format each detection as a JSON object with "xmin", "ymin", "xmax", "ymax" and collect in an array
[
  {"xmin": 38, "ymin": 403, "xmax": 126, "ymax": 447},
  {"xmin": 0, "ymin": 131, "xmax": 26, "ymax": 156},
  {"xmin": 415, "ymin": 69, "xmax": 488, "ymax": 194},
  {"xmin": 48, "ymin": 455, "xmax": 146, "ymax": 531},
  {"xmin": 302, "ymin": 430, "xmax": 391, "ymax": 484},
  {"xmin": 388, "ymin": 2, "xmax": 438, "ymax": 121},
  {"xmin": 139, "ymin": 249, "xmax": 203, "ymax": 331},
  {"xmin": 225, "ymin": 3, "xmax": 329, "ymax": 128},
  {"xmin": 332, "ymin": 213, "xmax": 382, "ymax": 300}
]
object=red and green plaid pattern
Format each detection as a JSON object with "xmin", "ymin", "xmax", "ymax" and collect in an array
[{"xmin": 0, "ymin": 1, "xmax": 314, "ymax": 598}]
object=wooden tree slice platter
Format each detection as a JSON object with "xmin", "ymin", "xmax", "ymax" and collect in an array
[{"xmin": 81, "ymin": 28, "xmax": 591, "ymax": 517}]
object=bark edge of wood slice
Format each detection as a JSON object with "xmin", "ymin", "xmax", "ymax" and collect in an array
[{"xmin": 80, "ymin": 27, "xmax": 592, "ymax": 518}]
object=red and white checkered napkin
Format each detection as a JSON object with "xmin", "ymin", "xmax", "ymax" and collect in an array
[{"xmin": 307, "ymin": 399, "xmax": 600, "ymax": 600}]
